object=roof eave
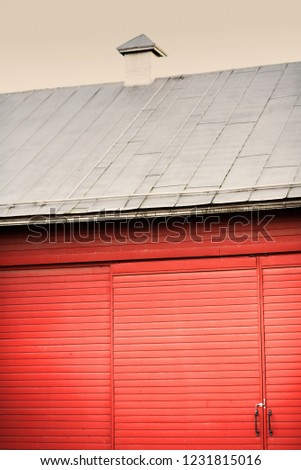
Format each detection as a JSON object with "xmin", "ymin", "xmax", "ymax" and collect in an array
[{"xmin": 1, "ymin": 199, "xmax": 301, "ymax": 227}]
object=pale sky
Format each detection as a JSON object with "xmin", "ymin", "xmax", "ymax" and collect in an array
[{"xmin": 1, "ymin": 0, "xmax": 301, "ymax": 93}]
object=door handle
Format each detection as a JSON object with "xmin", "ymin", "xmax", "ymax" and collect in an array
[
  {"xmin": 254, "ymin": 402, "xmax": 264, "ymax": 437},
  {"xmin": 254, "ymin": 409, "xmax": 260, "ymax": 436},
  {"xmin": 268, "ymin": 409, "xmax": 273, "ymax": 436}
]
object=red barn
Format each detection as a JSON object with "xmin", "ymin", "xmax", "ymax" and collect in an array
[{"xmin": 1, "ymin": 36, "xmax": 301, "ymax": 450}]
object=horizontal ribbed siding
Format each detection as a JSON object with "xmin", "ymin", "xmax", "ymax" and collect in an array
[
  {"xmin": 113, "ymin": 266, "xmax": 262, "ymax": 450},
  {"xmin": 1, "ymin": 253, "xmax": 300, "ymax": 450},
  {"xmin": 263, "ymin": 265, "xmax": 301, "ymax": 450},
  {"xmin": 0, "ymin": 265, "xmax": 111, "ymax": 450}
]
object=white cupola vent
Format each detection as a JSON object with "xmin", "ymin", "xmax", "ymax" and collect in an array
[{"xmin": 117, "ymin": 34, "xmax": 167, "ymax": 87}]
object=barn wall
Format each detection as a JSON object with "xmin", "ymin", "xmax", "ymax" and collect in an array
[
  {"xmin": 1, "ymin": 209, "xmax": 301, "ymax": 267},
  {"xmin": 1, "ymin": 208, "xmax": 301, "ymax": 450}
]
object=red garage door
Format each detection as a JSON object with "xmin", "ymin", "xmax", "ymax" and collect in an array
[
  {"xmin": 0, "ymin": 265, "xmax": 112, "ymax": 450},
  {"xmin": 262, "ymin": 256, "xmax": 301, "ymax": 450},
  {"xmin": 113, "ymin": 257, "xmax": 263, "ymax": 450},
  {"xmin": 113, "ymin": 255, "xmax": 301, "ymax": 450}
]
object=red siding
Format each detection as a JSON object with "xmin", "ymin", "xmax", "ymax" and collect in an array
[
  {"xmin": 0, "ymin": 210, "xmax": 301, "ymax": 267},
  {"xmin": 0, "ymin": 212, "xmax": 301, "ymax": 450},
  {"xmin": 0, "ymin": 265, "xmax": 112, "ymax": 450}
]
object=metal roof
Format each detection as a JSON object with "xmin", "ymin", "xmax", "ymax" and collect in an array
[{"xmin": 1, "ymin": 61, "xmax": 301, "ymax": 223}]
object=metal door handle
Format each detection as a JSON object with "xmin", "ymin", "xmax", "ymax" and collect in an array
[
  {"xmin": 254, "ymin": 401, "xmax": 264, "ymax": 437},
  {"xmin": 255, "ymin": 409, "xmax": 260, "ymax": 436},
  {"xmin": 268, "ymin": 409, "xmax": 273, "ymax": 436}
]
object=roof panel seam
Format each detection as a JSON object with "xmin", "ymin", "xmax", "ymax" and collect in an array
[
  {"xmin": 139, "ymin": 73, "xmax": 225, "ymax": 205},
  {"xmin": 64, "ymin": 80, "xmax": 170, "ymax": 202},
  {"xmin": 259, "ymin": 95, "xmax": 299, "ymax": 179},
  {"xmin": 214, "ymin": 67, "xmax": 288, "ymax": 192},
  {"xmin": 1, "ymin": 87, "xmax": 104, "ymax": 200},
  {"xmin": 18, "ymin": 85, "xmax": 124, "ymax": 203},
  {"xmin": 233, "ymin": 64, "xmax": 290, "ymax": 196},
  {"xmin": 0, "ymin": 90, "xmax": 53, "ymax": 155},
  {"xmin": 67, "ymin": 79, "xmax": 177, "ymax": 204},
  {"xmin": 185, "ymin": 69, "xmax": 262, "ymax": 200},
  {"xmin": 0, "ymin": 88, "xmax": 78, "ymax": 177},
  {"xmin": 0, "ymin": 91, "xmax": 33, "ymax": 124}
]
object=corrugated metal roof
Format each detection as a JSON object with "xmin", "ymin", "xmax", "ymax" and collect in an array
[{"xmin": 1, "ymin": 61, "xmax": 301, "ymax": 222}]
